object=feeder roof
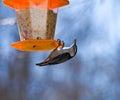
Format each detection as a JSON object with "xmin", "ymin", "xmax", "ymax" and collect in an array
[{"xmin": 3, "ymin": 0, "xmax": 69, "ymax": 10}]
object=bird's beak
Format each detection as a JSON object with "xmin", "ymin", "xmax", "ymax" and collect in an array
[
  {"xmin": 70, "ymin": 39, "xmax": 77, "ymax": 47},
  {"xmin": 74, "ymin": 39, "xmax": 77, "ymax": 45}
]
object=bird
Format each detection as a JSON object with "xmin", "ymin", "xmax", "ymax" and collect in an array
[{"xmin": 36, "ymin": 39, "xmax": 77, "ymax": 66}]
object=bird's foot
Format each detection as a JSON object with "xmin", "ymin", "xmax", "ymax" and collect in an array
[{"xmin": 57, "ymin": 39, "xmax": 64, "ymax": 49}]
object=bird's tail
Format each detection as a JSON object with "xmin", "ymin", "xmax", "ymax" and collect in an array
[{"xmin": 36, "ymin": 61, "xmax": 49, "ymax": 66}]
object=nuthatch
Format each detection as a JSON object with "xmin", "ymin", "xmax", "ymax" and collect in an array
[{"xmin": 36, "ymin": 39, "xmax": 77, "ymax": 66}]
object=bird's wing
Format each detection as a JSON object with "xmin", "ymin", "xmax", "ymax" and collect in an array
[
  {"xmin": 36, "ymin": 53, "xmax": 71, "ymax": 66},
  {"xmin": 43, "ymin": 48, "xmax": 63, "ymax": 61}
]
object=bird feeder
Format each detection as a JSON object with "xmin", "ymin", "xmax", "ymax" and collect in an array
[{"xmin": 3, "ymin": 0, "xmax": 69, "ymax": 52}]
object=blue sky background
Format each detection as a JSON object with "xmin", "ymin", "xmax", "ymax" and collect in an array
[{"xmin": 0, "ymin": 0, "xmax": 120, "ymax": 100}]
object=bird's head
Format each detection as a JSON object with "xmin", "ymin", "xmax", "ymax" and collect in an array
[{"xmin": 69, "ymin": 39, "xmax": 77, "ymax": 57}]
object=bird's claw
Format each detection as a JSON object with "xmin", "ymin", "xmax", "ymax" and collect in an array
[{"xmin": 57, "ymin": 39, "xmax": 64, "ymax": 49}]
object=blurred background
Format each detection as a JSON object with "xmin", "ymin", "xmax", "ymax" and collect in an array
[{"xmin": 0, "ymin": 0, "xmax": 120, "ymax": 100}]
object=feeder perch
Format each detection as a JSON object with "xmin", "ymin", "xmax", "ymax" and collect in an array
[{"xmin": 3, "ymin": 0, "xmax": 69, "ymax": 52}]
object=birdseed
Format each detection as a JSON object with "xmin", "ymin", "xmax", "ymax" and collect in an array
[{"xmin": 16, "ymin": 8, "xmax": 57, "ymax": 40}]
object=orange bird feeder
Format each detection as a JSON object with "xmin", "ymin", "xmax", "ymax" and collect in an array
[{"xmin": 3, "ymin": 0, "xmax": 69, "ymax": 52}]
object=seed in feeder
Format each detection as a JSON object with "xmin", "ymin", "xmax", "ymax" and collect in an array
[
  {"xmin": 37, "ymin": 37, "xmax": 42, "ymax": 40},
  {"xmin": 33, "ymin": 45, "xmax": 36, "ymax": 48},
  {"xmin": 16, "ymin": 8, "xmax": 57, "ymax": 41}
]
